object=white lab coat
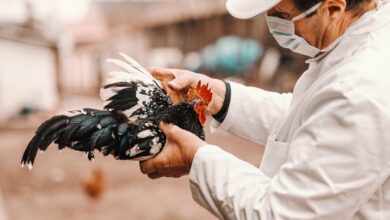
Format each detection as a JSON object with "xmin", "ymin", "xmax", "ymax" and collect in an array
[{"xmin": 189, "ymin": 3, "xmax": 390, "ymax": 220}]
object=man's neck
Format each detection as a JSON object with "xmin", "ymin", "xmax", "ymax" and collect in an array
[
  {"xmin": 322, "ymin": 0, "xmax": 377, "ymax": 49},
  {"xmin": 340, "ymin": 0, "xmax": 378, "ymax": 34}
]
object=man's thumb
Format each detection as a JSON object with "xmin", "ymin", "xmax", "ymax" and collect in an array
[
  {"xmin": 168, "ymin": 78, "xmax": 189, "ymax": 90},
  {"xmin": 159, "ymin": 122, "xmax": 176, "ymax": 137}
]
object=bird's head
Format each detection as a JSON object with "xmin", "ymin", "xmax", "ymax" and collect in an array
[{"xmin": 187, "ymin": 81, "xmax": 213, "ymax": 126}]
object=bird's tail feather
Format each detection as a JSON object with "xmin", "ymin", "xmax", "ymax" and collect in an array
[
  {"xmin": 21, "ymin": 109, "xmax": 131, "ymax": 169},
  {"xmin": 21, "ymin": 115, "xmax": 69, "ymax": 169}
]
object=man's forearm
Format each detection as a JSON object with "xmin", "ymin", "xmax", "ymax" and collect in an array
[{"xmin": 210, "ymin": 82, "xmax": 292, "ymax": 145}]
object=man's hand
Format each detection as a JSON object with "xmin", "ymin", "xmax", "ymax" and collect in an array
[
  {"xmin": 139, "ymin": 122, "xmax": 207, "ymax": 179},
  {"xmin": 147, "ymin": 67, "xmax": 226, "ymax": 115}
]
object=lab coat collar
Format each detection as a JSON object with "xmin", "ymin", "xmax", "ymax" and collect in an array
[{"xmin": 306, "ymin": 2, "xmax": 390, "ymax": 64}]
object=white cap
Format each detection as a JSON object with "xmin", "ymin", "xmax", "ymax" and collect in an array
[{"xmin": 226, "ymin": 0, "xmax": 281, "ymax": 19}]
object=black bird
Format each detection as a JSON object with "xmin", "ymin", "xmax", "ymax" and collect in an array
[{"xmin": 21, "ymin": 53, "xmax": 212, "ymax": 169}]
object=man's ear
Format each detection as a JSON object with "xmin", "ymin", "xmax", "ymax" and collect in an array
[{"xmin": 322, "ymin": 0, "xmax": 347, "ymax": 19}]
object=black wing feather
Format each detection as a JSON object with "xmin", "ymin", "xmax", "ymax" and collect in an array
[
  {"xmin": 102, "ymin": 79, "xmax": 173, "ymax": 120},
  {"xmin": 21, "ymin": 108, "xmax": 167, "ymax": 168}
]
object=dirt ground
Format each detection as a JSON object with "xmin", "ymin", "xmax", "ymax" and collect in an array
[{"xmin": 0, "ymin": 96, "xmax": 264, "ymax": 220}]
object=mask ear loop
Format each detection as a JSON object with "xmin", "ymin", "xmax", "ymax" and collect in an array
[
  {"xmin": 292, "ymin": 2, "xmax": 322, "ymax": 21},
  {"xmin": 375, "ymin": 0, "xmax": 390, "ymax": 10},
  {"xmin": 376, "ymin": 0, "xmax": 383, "ymax": 9}
]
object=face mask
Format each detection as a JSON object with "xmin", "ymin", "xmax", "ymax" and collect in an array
[{"xmin": 266, "ymin": 2, "xmax": 333, "ymax": 57}]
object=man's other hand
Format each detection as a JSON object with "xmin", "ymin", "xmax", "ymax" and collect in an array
[{"xmin": 139, "ymin": 122, "xmax": 207, "ymax": 179}]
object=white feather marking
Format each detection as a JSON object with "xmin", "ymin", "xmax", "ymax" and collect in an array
[
  {"xmin": 106, "ymin": 59, "xmax": 148, "ymax": 79},
  {"xmin": 150, "ymin": 142, "xmax": 162, "ymax": 155},
  {"xmin": 107, "ymin": 71, "xmax": 149, "ymax": 83},
  {"xmin": 27, "ymin": 163, "xmax": 33, "ymax": 170},
  {"xmin": 119, "ymin": 83, "xmax": 153, "ymax": 118},
  {"xmin": 64, "ymin": 111, "xmax": 79, "ymax": 117},
  {"xmin": 106, "ymin": 54, "xmax": 161, "ymax": 86},
  {"xmin": 123, "ymin": 108, "xmax": 140, "ymax": 119},
  {"xmin": 99, "ymin": 88, "xmax": 117, "ymax": 104},
  {"xmin": 100, "ymin": 70, "xmax": 157, "ymax": 103},
  {"xmin": 137, "ymin": 130, "xmax": 155, "ymax": 138},
  {"xmin": 97, "ymin": 124, "xmax": 102, "ymax": 129},
  {"xmin": 100, "ymin": 55, "xmax": 168, "ymax": 117},
  {"xmin": 118, "ymin": 53, "xmax": 155, "ymax": 78},
  {"xmin": 127, "ymin": 145, "xmax": 145, "ymax": 157}
]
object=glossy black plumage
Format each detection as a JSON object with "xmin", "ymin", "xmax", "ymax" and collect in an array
[{"xmin": 21, "ymin": 101, "xmax": 204, "ymax": 168}]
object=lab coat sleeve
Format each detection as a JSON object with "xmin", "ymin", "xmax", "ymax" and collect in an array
[
  {"xmin": 210, "ymin": 82, "xmax": 292, "ymax": 145},
  {"xmin": 190, "ymin": 87, "xmax": 390, "ymax": 219}
]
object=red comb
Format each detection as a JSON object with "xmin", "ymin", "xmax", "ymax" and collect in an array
[{"xmin": 188, "ymin": 81, "xmax": 213, "ymax": 104}]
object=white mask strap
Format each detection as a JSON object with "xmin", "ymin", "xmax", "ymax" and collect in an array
[
  {"xmin": 292, "ymin": 2, "xmax": 322, "ymax": 21},
  {"xmin": 377, "ymin": 0, "xmax": 390, "ymax": 8},
  {"xmin": 377, "ymin": 0, "xmax": 383, "ymax": 9}
]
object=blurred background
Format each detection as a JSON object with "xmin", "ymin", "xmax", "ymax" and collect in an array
[{"xmin": 0, "ymin": 0, "xmax": 309, "ymax": 219}]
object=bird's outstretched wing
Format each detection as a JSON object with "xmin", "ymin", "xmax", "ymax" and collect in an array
[
  {"xmin": 101, "ymin": 53, "xmax": 173, "ymax": 122},
  {"xmin": 21, "ymin": 108, "xmax": 165, "ymax": 169}
]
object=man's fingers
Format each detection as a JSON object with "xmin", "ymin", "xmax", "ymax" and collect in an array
[
  {"xmin": 159, "ymin": 122, "xmax": 179, "ymax": 138},
  {"xmin": 146, "ymin": 66, "xmax": 172, "ymax": 75},
  {"xmin": 146, "ymin": 67, "xmax": 199, "ymax": 92},
  {"xmin": 168, "ymin": 76, "xmax": 193, "ymax": 91},
  {"xmin": 139, "ymin": 160, "xmax": 157, "ymax": 174},
  {"xmin": 147, "ymin": 171, "xmax": 163, "ymax": 179},
  {"xmin": 148, "ymin": 67, "xmax": 176, "ymax": 81}
]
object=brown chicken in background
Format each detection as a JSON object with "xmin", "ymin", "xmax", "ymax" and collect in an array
[{"xmin": 82, "ymin": 168, "xmax": 106, "ymax": 201}]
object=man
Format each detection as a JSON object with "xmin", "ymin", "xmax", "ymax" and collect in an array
[{"xmin": 140, "ymin": 0, "xmax": 390, "ymax": 219}]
